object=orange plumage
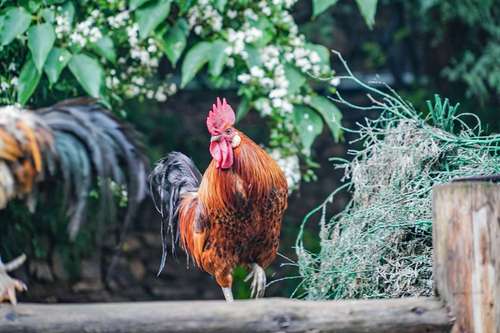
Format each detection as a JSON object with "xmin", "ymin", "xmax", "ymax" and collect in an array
[{"xmin": 150, "ymin": 98, "xmax": 288, "ymax": 300}]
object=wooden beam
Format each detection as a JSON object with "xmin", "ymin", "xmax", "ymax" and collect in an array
[
  {"xmin": 0, "ymin": 297, "xmax": 451, "ymax": 333},
  {"xmin": 433, "ymin": 182, "xmax": 500, "ymax": 333}
]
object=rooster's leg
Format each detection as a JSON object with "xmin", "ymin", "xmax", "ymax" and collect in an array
[
  {"xmin": 244, "ymin": 263, "xmax": 266, "ymax": 298},
  {"xmin": 0, "ymin": 254, "xmax": 27, "ymax": 305},
  {"xmin": 221, "ymin": 287, "xmax": 234, "ymax": 302},
  {"xmin": 216, "ymin": 271, "xmax": 234, "ymax": 302}
]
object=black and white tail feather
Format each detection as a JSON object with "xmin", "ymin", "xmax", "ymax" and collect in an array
[{"xmin": 149, "ymin": 152, "xmax": 202, "ymax": 275}]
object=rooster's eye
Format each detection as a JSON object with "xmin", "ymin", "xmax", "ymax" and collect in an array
[{"xmin": 225, "ymin": 128, "xmax": 232, "ymax": 134}]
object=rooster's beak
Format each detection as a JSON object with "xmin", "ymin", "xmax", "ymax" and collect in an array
[{"xmin": 210, "ymin": 135, "xmax": 221, "ymax": 142}]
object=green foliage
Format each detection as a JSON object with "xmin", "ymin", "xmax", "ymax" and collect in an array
[
  {"xmin": 17, "ymin": 59, "xmax": 42, "ymax": 105},
  {"xmin": 354, "ymin": 0, "xmax": 377, "ymax": 28},
  {"xmin": 293, "ymin": 105, "xmax": 323, "ymax": 155},
  {"xmin": 0, "ymin": 6, "xmax": 31, "ymax": 46},
  {"xmin": 135, "ymin": 0, "xmax": 172, "ymax": 40},
  {"xmin": 308, "ymin": 95, "xmax": 342, "ymax": 142},
  {"xmin": 312, "ymin": 0, "xmax": 338, "ymax": 18},
  {"xmin": 91, "ymin": 36, "xmax": 117, "ymax": 63},
  {"xmin": 0, "ymin": 0, "xmax": 353, "ymax": 189},
  {"xmin": 419, "ymin": 0, "xmax": 500, "ymax": 102},
  {"xmin": 158, "ymin": 19, "xmax": 188, "ymax": 67},
  {"xmin": 28, "ymin": 23, "xmax": 56, "ymax": 72},
  {"xmin": 180, "ymin": 41, "xmax": 212, "ymax": 88},
  {"xmin": 44, "ymin": 47, "xmax": 72, "ymax": 85},
  {"xmin": 312, "ymin": 0, "xmax": 378, "ymax": 28}
]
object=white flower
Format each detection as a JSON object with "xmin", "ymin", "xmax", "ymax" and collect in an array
[
  {"xmin": 282, "ymin": 101, "xmax": 293, "ymax": 113},
  {"xmin": 269, "ymin": 88, "xmax": 287, "ymax": 99},
  {"xmin": 147, "ymin": 44, "xmax": 157, "ymax": 53},
  {"xmin": 250, "ymin": 66, "xmax": 264, "ymax": 78},
  {"xmin": 269, "ymin": 149, "xmax": 301, "ymax": 192},
  {"xmin": 227, "ymin": 10, "xmax": 237, "ymax": 19},
  {"xmin": 260, "ymin": 77, "xmax": 274, "ymax": 88},
  {"xmin": 155, "ymin": 90, "xmax": 167, "ymax": 102},
  {"xmin": 237, "ymin": 73, "xmax": 251, "ymax": 84},
  {"xmin": 243, "ymin": 8, "xmax": 258, "ymax": 20},
  {"xmin": 256, "ymin": 99, "xmax": 273, "ymax": 116},
  {"xmin": 194, "ymin": 25, "xmax": 202, "ymax": 35},
  {"xmin": 309, "ymin": 51, "xmax": 321, "ymax": 64},
  {"xmin": 274, "ymin": 75, "xmax": 289, "ymax": 89},
  {"xmin": 330, "ymin": 77, "xmax": 341, "ymax": 87},
  {"xmin": 168, "ymin": 83, "xmax": 177, "ymax": 94},
  {"xmin": 272, "ymin": 98, "xmax": 283, "ymax": 108}
]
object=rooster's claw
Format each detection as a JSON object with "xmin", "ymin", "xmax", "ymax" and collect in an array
[
  {"xmin": 245, "ymin": 263, "xmax": 266, "ymax": 298},
  {"xmin": 0, "ymin": 254, "xmax": 27, "ymax": 305}
]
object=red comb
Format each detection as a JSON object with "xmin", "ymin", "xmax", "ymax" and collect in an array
[{"xmin": 206, "ymin": 97, "xmax": 235, "ymax": 135}]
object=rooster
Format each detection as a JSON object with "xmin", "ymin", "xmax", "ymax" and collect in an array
[
  {"xmin": 0, "ymin": 98, "xmax": 147, "ymax": 304},
  {"xmin": 150, "ymin": 98, "xmax": 288, "ymax": 301}
]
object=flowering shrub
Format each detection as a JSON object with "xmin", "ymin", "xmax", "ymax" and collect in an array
[{"xmin": 0, "ymin": 0, "xmax": 377, "ymax": 190}]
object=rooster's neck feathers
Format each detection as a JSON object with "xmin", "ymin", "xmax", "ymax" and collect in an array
[{"xmin": 198, "ymin": 132, "xmax": 287, "ymax": 211}]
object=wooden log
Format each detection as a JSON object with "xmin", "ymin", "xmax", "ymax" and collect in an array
[
  {"xmin": 0, "ymin": 297, "xmax": 451, "ymax": 333},
  {"xmin": 433, "ymin": 182, "xmax": 500, "ymax": 333}
]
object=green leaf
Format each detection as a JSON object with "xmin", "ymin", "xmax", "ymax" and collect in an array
[
  {"xmin": 308, "ymin": 95, "xmax": 343, "ymax": 142},
  {"xmin": 68, "ymin": 53, "xmax": 104, "ymax": 98},
  {"xmin": 130, "ymin": 0, "xmax": 151, "ymax": 10},
  {"xmin": 158, "ymin": 19, "xmax": 188, "ymax": 67},
  {"xmin": 177, "ymin": 0, "xmax": 194, "ymax": 14},
  {"xmin": 0, "ymin": 7, "xmax": 31, "ymax": 46},
  {"xmin": 135, "ymin": 0, "xmax": 172, "ymax": 40},
  {"xmin": 293, "ymin": 105, "xmax": 324, "ymax": 155},
  {"xmin": 214, "ymin": 0, "xmax": 227, "ymax": 12},
  {"xmin": 45, "ymin": 0, "xmax": 67, "ymax": 4},
  {"xmin": 312, "ymin": 0, "xmax": 339, "ymax": 17},
  {"xmin": 250, "ymin": 17, "xmax": 274, "ymax": 48},
  {"xmin": 180, "ymin": 41, "xmax": 212, "ymax": 88},
  {"xmin": 355, "ymin": 0, "xmax": 378, "ymax": 28},
  {"xmin": 209, "ymin": 40, "xmax": 228, "ymax": 76},
  {"xmin": 91, "ymin": 36, "xmax": 116, "ymax": 63},
  {"xmin": 245, "ymin": 45, "xmax": 261, "ymax": 68},
  {"xmin": 28, "ymin": 23, "xmax": 56, "ymax": 71},
  {"xmin": 17, "ymin": 59, "xmax": 41, "ymax": 105},
  {"xmin": 305, "ymin": 43, "xmax": 330, "ymax": 66},
  {"xmin": 285, "ymin": 65, "xmax": 306, "ymax": 94},
  {"xmin": 236, "ymin": 97, "xmax": 250, "ymax": 122},
  {"xmin": 21, "ymin": 0, "xmax": 41, "ymax": 13},
  {"xmin": 40, "ymin": 8, "xmax": 55, "ymax": 23},
  {"xmin": 61, "ymin": 1, "xmax": 75, "ymax": 26},
  {"xmin": 44, "ymin": 47, "xmax": 72, "ymax": 85}
]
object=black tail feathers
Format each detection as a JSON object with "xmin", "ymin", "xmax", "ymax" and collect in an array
[{"xmin": 149, "ymin": 152, "xmax": 202, "ymax": 275}]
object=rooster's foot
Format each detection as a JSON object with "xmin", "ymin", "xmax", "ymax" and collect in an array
[
  {"xmin": 244, "ymin": 263, "xmax": 266, "ymax": 298},
  {"xmin": 0, "ymin": 254, "xmax": 27, "ymax": 305}
]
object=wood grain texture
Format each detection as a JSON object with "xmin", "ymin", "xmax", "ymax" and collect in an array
[
  {"xmin": 433, "ymin": 182, "xmax": 500, "ymax": 333},
  {"xmin": 0, "ymin": 297, "xmax": 451, "ymax": 333}
]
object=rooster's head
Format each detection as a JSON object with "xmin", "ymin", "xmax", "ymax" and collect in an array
[{"xmin": 206, "ymin": 97, "xmax": 241, "ymax": 169}]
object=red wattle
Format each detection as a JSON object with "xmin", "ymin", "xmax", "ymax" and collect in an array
[{"xmin": 209, "ymin": 140, "xmax": 234, "ymax": 169}]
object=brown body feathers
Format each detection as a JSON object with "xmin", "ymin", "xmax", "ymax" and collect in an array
[{"xmin": 179, "ymin": 132, "xmax": 287, "ymax": 287}]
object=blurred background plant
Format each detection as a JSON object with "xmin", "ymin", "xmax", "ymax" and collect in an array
[
  {"xmin": 0, "ymin": 0, "xmax": 498, "ymax": 301},
  {"xmin": 0, "ymin": 0, "xmax": 377, "ymax": 190}
]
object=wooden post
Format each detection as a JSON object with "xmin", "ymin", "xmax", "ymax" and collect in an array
[{"xmin": 433, "ymin": 182, "xmax": 500, "ymax": 333}]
